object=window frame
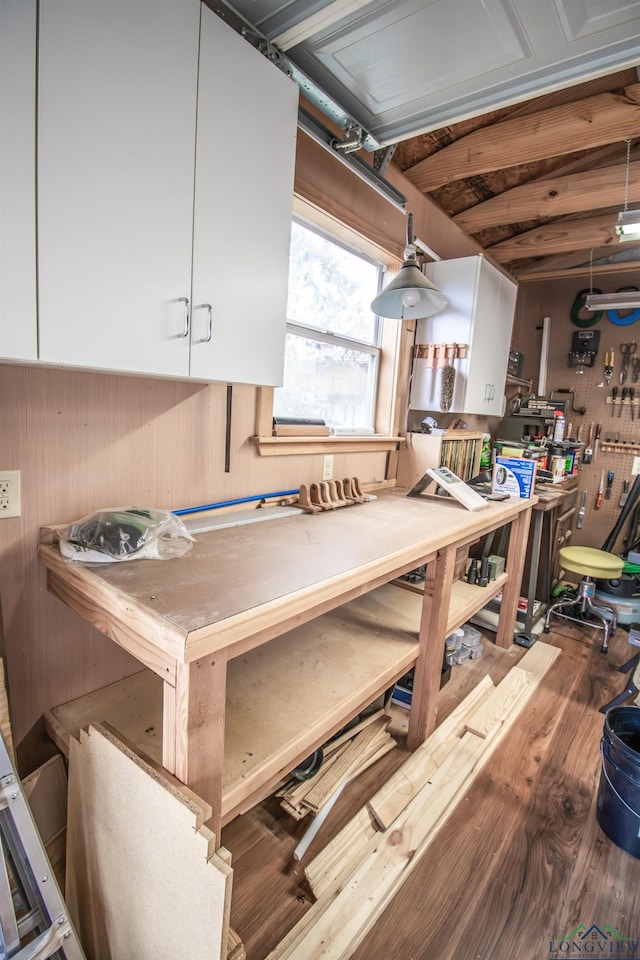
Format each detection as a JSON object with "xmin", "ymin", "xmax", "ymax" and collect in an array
[
  {"xmin": 275, "ymin": 217, "xmax": 383, "ymax": 433},
  {"xmin": 252, "ymin": 200, "xmax": 410, "ymax": 457}
]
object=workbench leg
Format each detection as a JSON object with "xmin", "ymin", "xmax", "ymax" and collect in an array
[
  {"xmin": 496, "ymin": 508, "xmax": 533, "ymax": 649},
  {"xmin": 166, "ymin": 654, "xmax": 228, "ymax": 848},
  {"xmin": 520, "ymin": 508, "xmax": 544, "ymax": 639},
  {"xmin": 407, "ymin": 545, "xmax": 456, "ymax": 751}
]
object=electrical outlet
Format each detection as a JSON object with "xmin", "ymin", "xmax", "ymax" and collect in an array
[
  {"xmin": 322, "ymin": 455, "xmax": 334, "ymax": 481},
  {"xmin": 633, "ymin": 457, "xmax": 640, "ymax": 476},
  {"xmin": 0, "ymin": 470, "xmax": 21, "ymax": 518}
]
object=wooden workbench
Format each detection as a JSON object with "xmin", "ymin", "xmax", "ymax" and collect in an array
[{"xmin": 38, "ymin": 490, "xmax": 534, "ymax": 845}]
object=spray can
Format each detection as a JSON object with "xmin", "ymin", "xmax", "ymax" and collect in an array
[
  {"xmin": 480, "ymin": 433, "xmax": 492, "ymax": 470},
  {"xmin": 552, "ymin": 411, "xmax": 566, "ymax": 443}
]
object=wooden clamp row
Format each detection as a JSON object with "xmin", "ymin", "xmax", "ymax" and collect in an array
[
  {"xmin": 414, "ymin": 342, "xmax": 468, "ymax": 367},
  {"xmin": 600, "ymin": 441, "xmax": 640, "ymax": 454},
  {"xmin": 297, "ymin": 477, "xmax": 369, "ymax": 513}
]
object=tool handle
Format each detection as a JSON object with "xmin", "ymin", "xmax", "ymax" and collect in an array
[{"xmin": 595, "ymin": 490, "xmax": 603, "ymax": 509}]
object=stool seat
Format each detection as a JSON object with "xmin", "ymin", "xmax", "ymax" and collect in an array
[{"xmin": 558, "ymin": 546, "xmax": 625, "ymax": 580}]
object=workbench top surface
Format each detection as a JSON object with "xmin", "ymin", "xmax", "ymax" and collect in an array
[{"xmin": 39, "ymin": 492, "xmax": 533, "ymax": 662}]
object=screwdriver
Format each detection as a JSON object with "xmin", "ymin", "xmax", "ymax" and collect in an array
[
  {"xmin": 596, "ymin": 470, "xmax": 604, "ymax": 509},
  {"xmin": 620, "ymin": 480, "xmax": 630, "ymax": 507},
  {"xmin": 619, "ymin": 386, "xmax": 628, "ymax": 418},
  {"xmin": 611, "ymin": 386, "xmax": 618, "ymax": 416},
  {"xmin": 631, "ymin": 387, "xmax": 636, "ymax": 422},
  {"xmin": 605, "ymin": 470, "xmax": 614, "ymax": 500}
]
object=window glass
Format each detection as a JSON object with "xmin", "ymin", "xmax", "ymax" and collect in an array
[{"xmin": 274, "ymin": 221, "xmax": 382, "ymax": 431}]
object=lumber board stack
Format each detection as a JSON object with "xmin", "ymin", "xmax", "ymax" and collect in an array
[
  {"xmin": 278, "ymin": 714, "xmax": 396, "ymax": 820},
  {"xmin": 267, "ymin": 641, "xmax": 561, "ymax": 960}
]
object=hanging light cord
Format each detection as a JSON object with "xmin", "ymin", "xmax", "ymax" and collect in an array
[{"xmin": 623, "ymin": 137, "xmax": 631, "ymax": 214}]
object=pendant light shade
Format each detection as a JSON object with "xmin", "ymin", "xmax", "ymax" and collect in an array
[{"xmin": 371, "ymin": 213, "xmax": 448, "ymax": 319}]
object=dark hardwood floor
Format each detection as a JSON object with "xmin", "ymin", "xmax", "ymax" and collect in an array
[{"xmin": 222, "ymin": 622, "xmax": 640, "ymax": 960}]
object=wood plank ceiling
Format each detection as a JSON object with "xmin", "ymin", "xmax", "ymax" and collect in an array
[{"xmin": 390, "ymin": 68, "xmax": 640, "ymax": 281}]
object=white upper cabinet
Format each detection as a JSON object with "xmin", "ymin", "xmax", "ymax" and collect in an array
[
  {"xmin": 410, "ymin": 255, "xmax": 517, "ymax": 417},
  {"xmin": 38, "ymin": 0, "xmax": 200, "ymax": 377},
  {"xmin": 37, "ymin": 1, "xmax": 298, "ymax": 384},
  {"xmin": 190, "ymin": 6, "xmax": 298, "ymax": 385},
  {"xmin": 0, "ymin": 0, "xmax": 38, "ymax": 361}
]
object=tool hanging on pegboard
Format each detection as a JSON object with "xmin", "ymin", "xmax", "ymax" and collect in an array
[
  {"xmin": 568, "ymin": 329, "xmax": 600, "ymax": 373},
  {"xmin": 604, "ymin": 349, "xmax": 615, "ymax": 384},
  {"xmin": 438, "ymin": 344, "xmax": 458, "ymax": 412}
]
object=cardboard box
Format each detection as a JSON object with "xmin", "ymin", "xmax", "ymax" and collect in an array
[{"xmin": 492, "ymin": 456, "xmax": 536, "ymax": 499}]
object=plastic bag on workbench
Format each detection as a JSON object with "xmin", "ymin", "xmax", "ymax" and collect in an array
[{"xmin": 58, "ymin": 507, "xmax": 195, "ymax": 563}]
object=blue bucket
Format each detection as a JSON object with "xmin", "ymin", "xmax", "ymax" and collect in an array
[{"xmin": 596, "ymin": 705, "xmax": 640, "ymax": 859}]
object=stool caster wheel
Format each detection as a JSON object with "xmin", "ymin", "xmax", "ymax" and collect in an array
[
  {"xmin": 514, "ymin": 632, "xmax": 535, "ymax": 648},
  {"xmin": 543, "ymin": 625, "xmax": 550, "ymax": 634}
]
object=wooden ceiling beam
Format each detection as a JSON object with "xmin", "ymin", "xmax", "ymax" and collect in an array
[
  {"xmin": 510, "ymin": 240, "xmax": 640, "ymax": 279},
  {"xmin": 487, "ymin": 212, "xmax": 626, "ymax": 262},
  {"xmin": 513, "ymin": 257, "xmax": 640, "ymax": 281},
  {"xmin": 453, "ymin": 161, "xmax": 640, "ymax": 232},
  {"xmin": 404, "ymin": 83, "xmax": 640, "ymax": 192}
]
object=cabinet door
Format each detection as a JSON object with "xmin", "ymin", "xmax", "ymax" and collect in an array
[
  {"xmin": 463, "ymin": 256, "xmax": 504, "ymax": 415},
  {"xmin": 37, "ymin": 0, "xmax": 200, "ymax": 376},
  {"xmin": 412, "ymin": 256, "xmax": 516, "ymax": 416},
  {"xmin": 411, "ymin": 257, "xmax": 476, "ymax": 414},
  {"xmin": 0, "ymin": 0, "xmax": 37, "ymax": 360},
  {"xmin": 189, "ymin": 5, "xmax": 298, "ymax": 385}
]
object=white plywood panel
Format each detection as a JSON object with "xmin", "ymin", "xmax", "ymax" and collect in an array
[{"xmin": 66, "ymin": 723, "xmax": 232, "ymax": 960}]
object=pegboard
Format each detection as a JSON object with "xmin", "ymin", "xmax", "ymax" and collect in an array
[{"xmin": 542, "ymin": 310, "xmax": 640, "ymax": 555}]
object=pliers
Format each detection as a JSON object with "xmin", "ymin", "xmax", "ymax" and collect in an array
[{"xmin": 604, "ymin": 350, "xmax": 615, "ymax": 384}]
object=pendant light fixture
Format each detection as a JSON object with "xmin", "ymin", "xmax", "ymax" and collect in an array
[
  {"xmin": 371, "ymin": 213, "xmax": 448, "ymax": 319},
  {"xmin": 616, "ymin": 138, "xmax": 640, "ymax": 242}
]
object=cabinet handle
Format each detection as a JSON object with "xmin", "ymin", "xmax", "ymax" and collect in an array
[
  {"xmin": 192, "ymin": 303, "xmax": 213, "ymax": 344},
  {"xmin": 171, "ymin": 297, "xmax": 190, "ymax": 339}
]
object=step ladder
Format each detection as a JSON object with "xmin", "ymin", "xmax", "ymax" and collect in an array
[{"xmin": 0, "ymin": 733, "xmax": 85, "ymax": 959}]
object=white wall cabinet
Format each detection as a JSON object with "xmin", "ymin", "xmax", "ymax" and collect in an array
[
  {"xmin": 37, "ymin": 1, "xmax": 298, "ymax": 386},
  {"xmin": 410, "ymin": 255, "xmax": 517, "ymax": 417},
  {"xmin": 189, "ymin": 7, "xmax": 298, "ymax": 385},
  {"xmin": 0, "ymin": 0, "xmax": 38, "ymax": 361}
]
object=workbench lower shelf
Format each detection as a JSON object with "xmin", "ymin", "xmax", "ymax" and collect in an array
[{"xmin": 43, "ymin": 576, "xmax": 507, "ymax": 825}]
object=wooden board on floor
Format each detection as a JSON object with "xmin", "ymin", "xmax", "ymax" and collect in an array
[
  {"xmin": 268, "ymin": 642, "xmax": 561, "ymax": 960},
  {"xmin": 23, "ymin": 753, "xmax": 68, "ymax": 890},
  {"xmin": 0, "ymin": 656, "xmax": 13, "ymax": 759},
  {"xmin": 66, "ymin": 722, "xmax": 233, "ymax": 960}
]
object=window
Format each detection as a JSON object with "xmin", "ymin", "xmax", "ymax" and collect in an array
[{"xmin": 273, "ymin": 220, "xmax": 384, "ymax": 433}]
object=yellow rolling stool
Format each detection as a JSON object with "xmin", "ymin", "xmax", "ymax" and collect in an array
[{"xmin": 544, "ymin": 546, "xmax": 625, "ymax": 652}]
